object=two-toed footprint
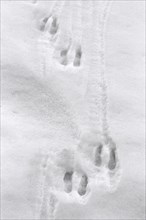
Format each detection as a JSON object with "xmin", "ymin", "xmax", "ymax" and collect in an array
[
  {"xmin": 38, "ymin": 16, "xmax": 82, "ymax": 67},
  {"xmin": 62, "ymin": 135, "xmax": 118, "ymax": 198},
  {"xmin": 37, "ymin": 2, "xmax": 83, "ymax": 68},
  {"xmin": 59, "ymin": 44, "xmax": 82, "ymax": 67},
  {"xmin": 39, "ymin": 15, "xmax": 59, "ymax": 38},
  {"xmin": 63, "ymin": 171, "xmax": 89, "ymax": 197},
  {"xmin": 94, "ymin": 137, "xmax": 118, "ymax": 171}
]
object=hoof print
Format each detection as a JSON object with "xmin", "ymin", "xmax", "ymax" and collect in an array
[
  {"xmin": 108, "ymin": 149, "xmax": 117, "ymax": 170},
  {"xmin": 63, "ymin": 171, "xmax": 73, "ymax": 193},
  {"xmin": 78, "ymin": 175, "xmax": 88, "ymax": 196}
]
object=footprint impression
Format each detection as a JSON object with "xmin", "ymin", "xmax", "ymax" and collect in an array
[{"xmin": 62, "ymin": 135, "xmax": 118, "ymax": 197}]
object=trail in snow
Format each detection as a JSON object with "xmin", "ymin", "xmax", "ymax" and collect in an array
[
  {"xmin": 36, "ymin": 0, "xmax": 65, "ymax": 78},
  {"xmin": 33, "ymin": 2, "xmax": 79, "ymax": 218},
  {"xmin": 88, "ymin": 0, "xmax": 121, "ymax": 187},
  {"xmin": 1, "ymin": 0, "xmax": 145, "ymax": 219},
  {"xmin": 32, "ymin": 1, "xmax": 122, "ymax": 219}
]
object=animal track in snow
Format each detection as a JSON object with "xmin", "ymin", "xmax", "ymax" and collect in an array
[
  {"xmin": 49, "ymin": 16, "xmax": 59, "ymax": 36},
  {"xmin": 94, "ymin": 144, "xmax": 103, "ymax": 167},
  {"xmin": 60, "ymin": 48, "xmax": 69, "ymax": 66},
  {"xmin": 63, "ymin": 171, "xmax": 73, "ymax": 193},
  {"xmin": 73, "ymin": 45, "xmax": 82, "ymax": 67},
  {"xmin": 36, "ymin": 135, "xmax": 121, "ymax": 219},
  {"xmin": 60, "ymin": 134, "xmax": 120, "ymax": 199},
  {"xmin": 107, "ymin": 138, "xmax": 118, "ymax": 170},
  {"xmin": 33, "ymin": 0, "xmax": 122, "ymax": 219},
  {"xmin": 37, "ymin": 0, "xmax": 85, "ymax": 69},
  {"xmin": 39, "ymin": 16, "xmax": 50, "ymax": 31},
  {"xmin": 78, "ymin": 174, "xmax": 88, "ymax": 196}
]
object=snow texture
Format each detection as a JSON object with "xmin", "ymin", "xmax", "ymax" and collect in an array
[{"xmin": 1, "ymin": 0, "xmax": 145, "ymax": 220}]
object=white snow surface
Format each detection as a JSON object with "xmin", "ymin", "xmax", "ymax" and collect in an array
[{"xmin": 1, "ymin": 0, "xmax": 145, "ymax": 219}]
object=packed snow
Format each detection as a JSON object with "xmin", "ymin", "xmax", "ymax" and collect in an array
[{"xmin": 1, "ymin": 0, "xmax": 145, "ymax": 219}]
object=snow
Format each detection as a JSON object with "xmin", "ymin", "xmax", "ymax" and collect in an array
[{"xmin": 1, "ymin": 0, "xmax": 145, "ymax": 219}]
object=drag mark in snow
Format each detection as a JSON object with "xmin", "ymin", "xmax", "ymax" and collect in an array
[
  {"xmin": 92, "ymin": 1, "xmax": 122, "ymax": 188},
  {"xmin": 37, "ymin": 39, "xmax": 46, "ymax": 78},
  {"xmin": 98, "ymin": 0, "xmax": 114, "ymax": 138},
  {"xmin": 50, "ymin": 1, "xmax": 65, "ymax": 21},
  {"xmin": 71, "ymin": 0, "xmax": 83, "ymax": 43},
  {"xmin": 35, "ymin": 153, "xmax": 59, "ymax": 220},
  {"xmin": 91, "ymin": 0, "xmax": 121, "ymax": 188}
]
